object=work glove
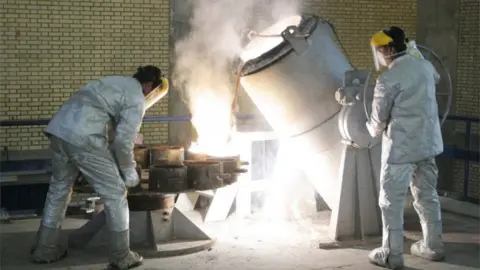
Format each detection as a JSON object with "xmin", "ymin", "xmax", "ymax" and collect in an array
[
  {"xmin": 127, "ymin": 164, "xmax": 144, "ymax": 192},
  {"xmin": 120, "ymin": 167, "xmax": 140, "ymax": 188},
  {"xmin": 366, "ymin": 120, "xmax": 381, "ymax": 138}
]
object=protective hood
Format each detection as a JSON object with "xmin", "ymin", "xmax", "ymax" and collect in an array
[
  {"xmin": 370, "ymin": 34, "xmax": 425, "ymax": 71},
  {"xmin": 145, "ymin": 77, "xmax": 169, "ymax": 110},
  {"xmin": 405, "ymin": 40, "xmax": 424, "ymax": 60}
]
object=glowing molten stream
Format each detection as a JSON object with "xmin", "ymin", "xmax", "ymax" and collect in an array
[{"xmin": 188, "ymin": 90, "xmax": 239, "ymax": 157}]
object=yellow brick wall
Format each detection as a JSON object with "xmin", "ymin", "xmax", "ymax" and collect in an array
[
  {"xmin": 303, "ymin": 0, "xmax": 417, "ymax": 69},
  {"xmin": 0, "ymin": 0, "xmax": 420, "ymax": 150},
  {"xmin": 0, "ymin": 0, "xmax": 171, "ymax": 151},
  {"xmin": 452, "ymin": 0, "xmax": 479, "ymax": 199},
  {"xmin": 0, "ymin": 0, "xmax": 477, "ymax": 201},
  {"xmin": 456, "ymin": 0, "xmax": 480, "ymax": 118}
]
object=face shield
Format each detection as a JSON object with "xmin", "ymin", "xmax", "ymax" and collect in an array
[
  {"xmin": 144, "ymin": 77, "xmax": 169, "ymax": 111},
  {"xmin": 370, "ymin": 31, "xmax": 394, "ymax": 71}
]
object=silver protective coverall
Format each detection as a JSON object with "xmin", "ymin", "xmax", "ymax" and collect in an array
[
  {"xmin": 43, "ymin": 76, "xmax": 145, "ymax": 232},
  {"xmin": 366, "ymin": 54, "xmax": 445, "ymax": 267}
]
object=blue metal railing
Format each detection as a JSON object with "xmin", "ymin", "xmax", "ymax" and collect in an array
[
  {"xmin": 0, "ymin": 114, "xmax": 258, "ymax": 127},
  {"xmin": 440, "ymin": 115, "xmax": 479, "ymax": 202},
  {"xmin": 1, "ymin": 114, "xmax": 479, "ymax": 201}
]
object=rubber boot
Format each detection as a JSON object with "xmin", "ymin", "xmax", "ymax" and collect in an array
[
  {"xmin": 31, "ymin": 225, "xmax": 68, "ymax": 264},
  {"xmin": 368, "ymin": 229, "xmax": 405, "ymax": 269},
  {"xmin": 411, "ymin": 221, "xmax": 445, "ymax": 261},
  {"xmin": 107, "ymin": 230, "xmax": 143, "ymax": 270}
]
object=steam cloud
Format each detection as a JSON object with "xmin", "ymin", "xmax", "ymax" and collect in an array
[
  {"xmin": 172, "ymin": 0, "xmax": 301, "ymax": 146},
  {"xmin": 173, "ymin": 0, "xmax": 321, "ymax": 221}
]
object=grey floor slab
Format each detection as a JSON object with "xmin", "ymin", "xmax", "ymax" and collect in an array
[{"xmin": 0, "ymin": 210, "xmax": 478, "ymax": 270}]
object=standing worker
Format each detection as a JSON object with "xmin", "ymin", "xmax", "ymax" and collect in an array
[
  {"xmin": 30, "ymin": 65, "xmax": 169, "ymax": 269},
  {"xmin": 366, "ymin": 26, "xmax": 445, "ymax": 269}
]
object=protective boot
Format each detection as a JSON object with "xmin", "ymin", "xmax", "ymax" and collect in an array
[
  {"xmin": 410, "ymin": 221, "xmax": 445, "ymax": 261},
  {"xmin": 31, "ymin": 225, "xmax": 67, "ymax": 264},
  {"xmin": 69, "ymin": 210, "xmax": 107, "ymax": 249},
  {"xmin": 368, "ymin": 229, "xmax": 405, "ymax": 269},
  {"xmin": 107, "ymin": 230, "xmax": 143, "ymax": 270}
]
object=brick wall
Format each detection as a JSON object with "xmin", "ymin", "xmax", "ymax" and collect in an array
[
  {"xmin": 303, "ymin": 0, "xmax": 417, "ymax": 69},
  {"xmin": 0, "ymin": 0, "xmax": 418, "ymax": 150},
  {"xmin": 452, "ymin": 0, "xmax": 479, "ymax": 199},
  {"xmin": 0, "ymin": 0, "xmax": 171, "ymax": 151},
  {"xmin": 0, "ymin": 0, "xmax": 477, "ymax": 203}
]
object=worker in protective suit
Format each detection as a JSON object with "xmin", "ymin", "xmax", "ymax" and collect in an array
[
  {"xmin": 30, "ymin": 65, "xmax": 169, "ymax": 269},
  {"xmin": 366, "ymin": 26, "xmax": 445, "ymax": 269}
]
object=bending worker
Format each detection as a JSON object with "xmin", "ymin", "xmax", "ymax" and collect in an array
[
  {"xmin": 366, "ymin": 26, "xmax": 445, "ymax": 269},
  {"xmin": 30, "ymin": 65, "xmax": 169, "ymax": 269}
]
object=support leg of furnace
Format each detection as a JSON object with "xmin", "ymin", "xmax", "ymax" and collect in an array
[
  {"xmin": 175, "ymin": 192, "xmax": 200, "ymax": 212},
  {"xmin": 176, "ymin": 137, "xmax": 254, "ymax": 222},
  {"xmin": 319, "ymin": 144, "xmax": 383, "ymax": 249},
  {"xmin": 235, "ymin": 138, "xmax": 254, "ymax": 219},
  {"xmin": 176, "ymin": 184, "xmax": 239, "ymax": 223},
  {"xmin": 68, "ymin": 206, "xmax": 215, "ymax": 258}
]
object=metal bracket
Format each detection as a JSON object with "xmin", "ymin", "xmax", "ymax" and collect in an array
[
  {"xmin": 281, "ymin": 26, "xmax": 309, "ymax": 54},
  {"xmin": 81, "ymin": 197, "xmax": 101, "ymax": 214},
  {"xmin": 343, "ymin": 70, "xmax": 370, "ymax": 87},
  {"xmin": 335, "ymin": 87, "xmax": 356, "ymax": 106},
  {"xmin": 341, "ymin": 139, "xmax": 361, "ymax": 148}
]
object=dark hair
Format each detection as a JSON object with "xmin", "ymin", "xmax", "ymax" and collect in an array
[
  {"xmin": 383, "ymin": 26, "xmax": 407, "ymax": 53},
  {"xmin": 133, "ymin": 65, "xmax": 162, "ymax": 88}
]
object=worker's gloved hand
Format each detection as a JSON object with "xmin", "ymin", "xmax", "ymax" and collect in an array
[
  {"xmin": 120, "ymin": 167, "xmax": 140, "ymax": 188},
  {"xmin": 127, "ymin": 164, "xmax": 143, "ymax": 192},
  {"xmin": 366, "ymin": 120, "xmax": 381, "ymax": 138}
]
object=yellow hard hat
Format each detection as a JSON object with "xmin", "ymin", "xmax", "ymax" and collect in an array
[{"xmin": 370, "ymin": 31, "xmax": 393, "ymax": 47}]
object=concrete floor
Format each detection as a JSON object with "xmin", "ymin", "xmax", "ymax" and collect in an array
[{"xmin": 1, "ymin": 210, "xmax": 479, "ymax": 270}]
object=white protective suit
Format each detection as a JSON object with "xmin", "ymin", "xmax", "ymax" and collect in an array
[
  {"xmin": 31, "ymin": 76, "xmax": 150, "ymax": 266},
  {"xmin": 366, "ymin": 54, "xmax": 445, "ymax": 268}
]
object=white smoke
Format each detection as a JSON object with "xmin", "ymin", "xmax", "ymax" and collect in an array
[
  {"xmin": 172, "ymin": 0, "xmax": 301, "ymax": 148},
  {"xmin": 173, "ymin": 0, "xmax": 322, "ymax": 223}
]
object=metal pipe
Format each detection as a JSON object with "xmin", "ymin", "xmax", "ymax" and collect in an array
[
  {"xmin": 446, "ymin": 115, "xmax": 480, "ymax": 122},
  {"xmin": 463, "ymin": 121, "xmax": 472, "ymax": 199},
  {"xmin": 0, "ymin": 114, "xmax": 258, "ymax": 127},
  {"xmin": 2, "ymin": 146, "xmax": 9, "ymax": 161},
  {"xmin": 0, "ymin": 114, "xmax": 477, "ymax": 128}
]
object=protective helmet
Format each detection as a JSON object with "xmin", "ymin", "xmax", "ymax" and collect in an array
[
  {"xmin": 370, "ymin": 26, "xmax": 406, "ymax": 71},
  {"xmin": 133, "ymin": 65, "xmax": 170, "ymax": 110},
  {"xmin": 145, "ymin": 77, "xmax": 169, "ymax": 110}
]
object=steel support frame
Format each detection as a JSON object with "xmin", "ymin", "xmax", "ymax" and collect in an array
[{"xmin": 176, "ymin": 132, "xmax": 278, "ymax": 222}]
